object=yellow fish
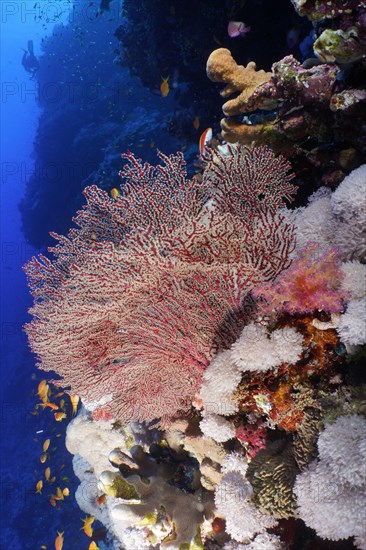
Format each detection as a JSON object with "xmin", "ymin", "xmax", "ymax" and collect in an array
[
  {"xmin": 110, "ymin": 188, "xmax": 120, "ymax": 199},
  {"xmin": 193, "ymin": 116, "xmax": 200, "ymax": 130},
  {"xmin": 88, "ymin": 542, "xmax": 99, "ymax": 550},
  {"xmin": 40, "ymin": 453, "xmax": 48, "ymax": 464},
  {"xmin": 43, "ymin": 439, "xmax": 50, "ymax": 452},
  {"xmin": 37, "ymin": 380, "xmax": 50, "ymax": 402},
  {"xmin": 69, "ymin": 394, "xmax": 80, "ymax": 416},
  {"xmin": 55, "ymin": 531, "xmax": 64, "ymax": 550},
  {"xmin": 160, "ymin": 76, "xmax": 170, "ymax": 97},
  {"xmin": 81, "ymin": 516, "xmax": 95, "ymax": 538},
  {"xmin": 62, "ymin": 487, "xmax": 70, "ymax": 497},
  {"xmin": 35, "ymin": 480, "xmax": 43, "ymax": 494},
  {"xmin": 40, "ymin": 401, "xmax": 59, "ymax": 411},
  {"xmin": 54, "ymin": 412, "xmax": 67, "ymax": 422},
  {"xmin": 55, "ymin": 487, "xmax": 65, "ymax": 500},
  {"xmin": 45, "ymin": 467, "xmax": 51, "ymax": 481}
]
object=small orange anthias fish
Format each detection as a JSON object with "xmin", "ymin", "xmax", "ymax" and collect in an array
[
  {"xmin": 193, "ymin": 116, "xmax": 200, "ymax": 130},
  {"xmin": 37, "ymin": 380, "xmax": 50, "ymax": 403},
  {"xmin": 199, "ymin": 127, "xmax": 213, "ymax": 157},
  {"xmin": 54, "ymin": 531, "xmax": 64, "ymax": 550},
  {"xmin": 54, "ymin": 411, "xmax": 67, "ymax": 422},
  {"xmin": 43, "ymin": 439, "xmax": 50, "ymax": 452},
  {"xmin": 110, "ymin": 188, "xmax": 120, "ymax": 199},
  {"xmin": 35, "ymin": 480, "xmax": 43, "ymax": 494},
  {"xmin": 228, "ymin": 20, "xmax": 251, "ymax": 38},
  {"xmin": 45, "ymin": 467, "xmax": 51, "ymax": 481},
  {"xmin": 55, "ymin": 487, "xmax": 65, "ymax": 501},
  {"xmin": 88, "ymin": 542, "xmax": 100, "ymax": 550},
  {"xmin": 40, "ymin": 402, "xmax": 59, "ymax": 411},
  {"xmin": 81, "ymin": 516, "xmax": 95, "ymax": 538},
  {"xmin": 160, "ymin": 76, "xmax": 170, "ymax": 97},
  {"xmin": 40, "ymin": 453, "xmax": 48, "ymax": 464}
]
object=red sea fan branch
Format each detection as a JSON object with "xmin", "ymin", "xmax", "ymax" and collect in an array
[
  {"xmin": 202, "ymin": 144, "xmax": 296, "ymax": 221},
  {"xmin": 24, "ymin": 147, "xmax": 297, "ymax": 425}
]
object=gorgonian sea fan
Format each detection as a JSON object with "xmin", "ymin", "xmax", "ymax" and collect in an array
[{"xmin": 24, "ymin": 146, "xmax": 296, "ymax": 426}]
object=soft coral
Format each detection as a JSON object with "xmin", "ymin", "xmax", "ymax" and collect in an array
[{"xmin": 253, "ymin": 242, "xmax": 347, "ymax": 316}]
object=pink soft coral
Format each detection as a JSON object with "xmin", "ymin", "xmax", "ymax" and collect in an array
[{"xmin": 253, "ymin": 243, "xmax": 347, "ymax": 316}]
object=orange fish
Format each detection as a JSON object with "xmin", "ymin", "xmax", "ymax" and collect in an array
[
  {"xmin": 43, "ymin": 439, "xmax": 50, "ymax": 452},
  {"xmin": 62, "ymin": 487, "xmax": 70, "ymax": 497},
  {"xmin": 40, "ymin": 402, "xmax": 59, "ymax": 411},
  {"xmin": 199, "ymin": 127, "xmax": 213, "ymax": 157},
  {"xmin": 54, "ymin": 531, "xmax": 64, "ymax": 550},
  {"xmin": 37, "ymin": 380, "xmax": 50, "ymax": 403},
  {"xmin": 54, "ymin": 412, "xmax": 67, "ymax": 422},
  {"xmin": 55, "ymin": 487, "xmax": 64, "ymax": 501},
  {"xmin": 193, "ymin": 116, "xmax": 200, "ymax": 130},
  {"xmin": 35, "ymin": 480, "xmax": 43, "ymax": 494},
  {"xmin": 160, "ymin": 76, "xmax": 170, "ymax": 97},
  {"xmin": 45, "ymin": 467, "xmax": 51, "ymax": 481},
  {"xmin": 40, "ymin": 453, "xmax": 48, "ymax": 464},
  {"xmin": 69, "ymin": 394, "xmax": 80, "ymax": 416},
  {"xmin": 88, "ymin": 542, "xmax": 99, "ymax": 550},
  {"xmin": 81, "ymin": 516, "xmax": 95, "ymax": 538},
  {"xmin": 110, "ymin": 188, "xmax": 120, "ymax": 199}
]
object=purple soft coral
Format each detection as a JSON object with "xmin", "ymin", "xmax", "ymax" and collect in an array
[{"xmin": 253, "ymin": 243, "xmax": 347, "ymax": 316}]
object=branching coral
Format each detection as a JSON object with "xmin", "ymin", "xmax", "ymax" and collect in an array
[{"xmin": 206, "ymin": 49, "xmax": 274, "ymax": 117}]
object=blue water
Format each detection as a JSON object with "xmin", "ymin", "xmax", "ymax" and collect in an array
[{"xmin": 0, "ymin": 1, "xmax": 196, "ymax": 547}]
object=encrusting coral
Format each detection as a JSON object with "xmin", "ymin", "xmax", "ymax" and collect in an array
[
  {"xmin": 290, "ymin": 0, "xmax": 366, "ymax": 63},
  {"xmin": 207, "ymin": 20, "xmax": 366, "ymax": 187}
]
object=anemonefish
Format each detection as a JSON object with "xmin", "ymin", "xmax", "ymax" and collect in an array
[
  {"xmin": 160, "ymin": 76, "xmax": 170, "ymax": 97},
  {"xmin": 199, "ymin": 127, "xmax": 213, "ymax": 157},
  {"xmin": 228, "ymin": 21, "xmax": 251, "ymax": 38}
]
